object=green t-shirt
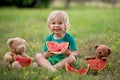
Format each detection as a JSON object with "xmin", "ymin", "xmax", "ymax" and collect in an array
[{"xmin": 43, "ymin": 32, "xmax": 77, "ymax": 65}]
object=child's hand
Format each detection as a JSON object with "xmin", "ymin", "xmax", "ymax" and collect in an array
[
  {"xmin": 45, "ymin": 50, "xmax": 55, "ymax": 58},
  {"xmin": 62, "ymin": 49, "xmax": 70, "ymax": 56}
]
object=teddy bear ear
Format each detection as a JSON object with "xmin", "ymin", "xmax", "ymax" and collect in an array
[
  {"xmin": 95, "ymin": 44, "xmax": 99, "ymax": 50},
  {"xmin": 22, "ymin": 39, "xmax": 26, "ymax": 44},
  {"xmin": 108, "ymin": 48, "xmax": 112, "ymax": 55},
  {"xmin": 7, "ymin": 38, "xmax": 14, "ymax": 47}
]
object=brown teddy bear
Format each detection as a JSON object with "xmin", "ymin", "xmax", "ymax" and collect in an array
[
  {"xmin": 4, "ymin": 37, "xmax": 33, "ymax": 69},
  {"xmin": 85, "ymin": 44, "xmax": 112, "ymax": 60}
]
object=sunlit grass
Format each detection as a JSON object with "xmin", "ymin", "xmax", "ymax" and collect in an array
[{"xmin": 0, "ymin": 7, "xmax": 120, "ymax": 80}]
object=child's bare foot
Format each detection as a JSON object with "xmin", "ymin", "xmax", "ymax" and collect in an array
[{"xmin": 48, "ymin": 66, "xmax": 56, "ymax": 72}]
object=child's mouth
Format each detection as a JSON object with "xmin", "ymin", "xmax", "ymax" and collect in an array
[{"xmin": 54, "ymin": 29, "xmax": 61, "ymax": 32}]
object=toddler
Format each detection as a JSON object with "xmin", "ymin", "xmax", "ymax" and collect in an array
[{"xmin": 35, "ymin": 10, "xmax": 78, "ymax": 72}]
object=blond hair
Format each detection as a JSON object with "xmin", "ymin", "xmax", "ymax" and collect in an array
[{"xmin": 47, "ymin": 10, "xmax": 70, "ymax": 28}]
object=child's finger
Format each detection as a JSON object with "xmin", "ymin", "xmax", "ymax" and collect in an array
[{"xmin": 47, "ymin": 50, "xmax": 54, "ymax": 54}]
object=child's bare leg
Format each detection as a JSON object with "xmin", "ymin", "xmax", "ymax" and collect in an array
[
  {"xmin": 53, "ymin": 55, "xmax": 76, "ymax": 69},
  {"xmin": 35, "ymin": 53, "xmax": 56, "ymax": 72}
]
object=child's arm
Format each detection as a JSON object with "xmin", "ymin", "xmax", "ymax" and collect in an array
[
  {"xmin": 71, "ymin": 50, "xmax": 78, "ymax": 57},
  {"xmin": 62, "ymin": 49, "xmax": 78, "ymax": 57}
]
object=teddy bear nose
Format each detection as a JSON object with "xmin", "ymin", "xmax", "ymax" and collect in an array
[
  {"xmin": 19, "ymin": 45, "xmax": 25, "ymax": 49},
  {"xmin": 99, "ymin": 51, "xmax": 102, "ymax": 54},
  {"xmin": 21, "ymin": 46, "xmax": 24, "ymax": 49}
]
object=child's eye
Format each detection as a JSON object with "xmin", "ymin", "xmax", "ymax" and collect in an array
[
  {"xmin": 52, "ymin": 22, "xmax": 55, "ymax": 24},
  {"xmin": 59, "ymin": 22, "xmax": 62, "ymax": 24}
]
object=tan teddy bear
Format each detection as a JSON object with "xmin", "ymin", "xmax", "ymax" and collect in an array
[
  {"xmin": 4, "ymin": 37, "xmax": 33, "ymax": 69},
  {"xmin": 85, "ymin": 44, "xmax": 112, "ymax": 60}
]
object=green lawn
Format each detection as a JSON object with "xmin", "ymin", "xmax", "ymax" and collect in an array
[{"xmin": 0, "ymin": 7, "xmax": 120, "ymax": 80}]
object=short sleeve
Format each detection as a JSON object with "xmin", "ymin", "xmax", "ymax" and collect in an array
[
  {"xmin": 42, "ymin": 35, "xmax": 52, "ymax": 52},
  {"xmin": 42, "ymin": 41, "xmax": 47, "ymax": 52},
  {"xmin": 69, "ymin": 35, "xmax": 77, "ymax": 51}
]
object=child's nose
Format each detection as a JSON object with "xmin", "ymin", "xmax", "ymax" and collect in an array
[{"xmin": 54, "ymin": 23, "xmax": 59, "ymax": 27}]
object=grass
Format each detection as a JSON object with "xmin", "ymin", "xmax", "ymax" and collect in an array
[{"xmin": 0, "ymin": 6, "xmax": 120, "ymax": 80}]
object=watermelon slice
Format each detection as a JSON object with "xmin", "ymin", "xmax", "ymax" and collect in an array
[
  {"xmin": 86, "ymin": 59, "xmax": 107, "ymax": 71},
  {"xmin": 73, "ymin": 65, "xmax": 89, "ymax": 75},
  {"xmin": 15, "ymin": 57, "xmax": 32, "ymax": 67},
  {"xmin": 46, "ymin": 41, "xmax": 69, "ymax": 54},
  {"xmin": 65, "ymin": 63, "xmax": 74, "ymax": 72},
  {"xmin": 65, "ymin": 63, "xmax": 89, "ymax": 75}
]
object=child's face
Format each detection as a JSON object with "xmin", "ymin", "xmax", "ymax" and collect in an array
[{"xmin": 49, "ymin": 19, "xmax": 66, "ymax": 34}]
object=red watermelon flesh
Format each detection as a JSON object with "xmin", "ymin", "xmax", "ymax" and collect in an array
[
  {"xmin": 46, "ymin": 41, "xmax": 69, "ymax": 54},
  {"xmin": 15, "ymin": 57, "xmax": 32, "ymax": 67},
  {"xmin": 86, "ymin": 59, "xmax": 107, "ymax": 71},
  {"xmin": 65, "ymin": 63, "xmax": 89, "ymax": 75},
  {"xmin": 74, "ymin": 65, "xmax": 89, "ymax": 75},
  {"xmin": 65, "ymin": 63, "xmax": 74, "ymax": 72}
]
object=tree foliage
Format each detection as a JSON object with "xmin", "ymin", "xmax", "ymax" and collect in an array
[{"xmin": 0, "ymin": 0, "xmax": 52, "ymax": 8}]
